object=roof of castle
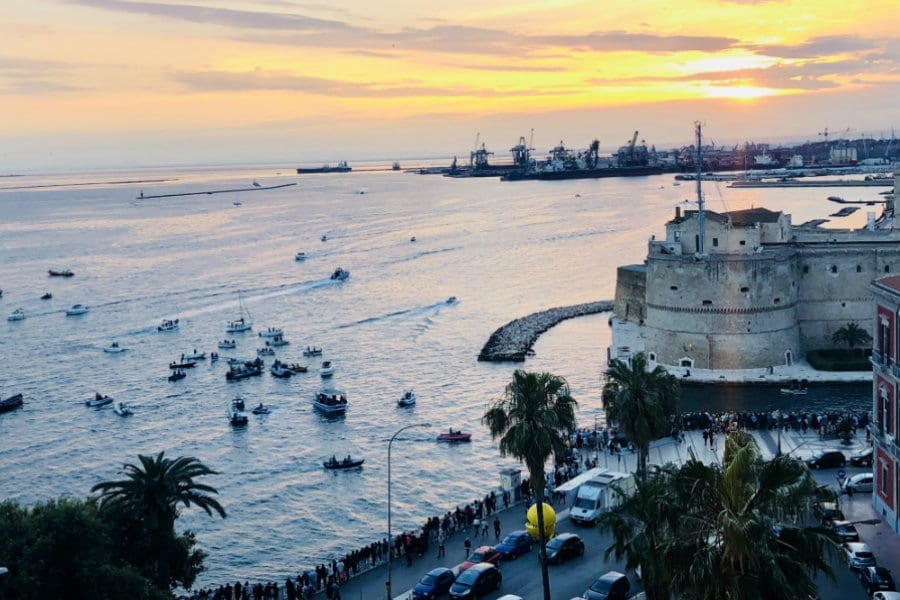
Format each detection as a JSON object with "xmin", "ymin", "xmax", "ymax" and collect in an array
[
  {"xmin": 873, "ymin": 275, "xmax": 900, "ymax": 295},
  {"xmin": 676, "ymin": 207, "xmax": 784, "ymax": 226}
]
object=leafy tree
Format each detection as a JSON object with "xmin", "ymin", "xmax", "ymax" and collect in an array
[
  {"xmin": 831, "ymin": 322, "xmax": 872, "ymax": 353},
  {"xmin": 91, "ymin": 452, "xmax": 226, "ymax": 591},
  {"xmin": 0, "ymin": 497, "xmax": 163, "ymax": 600},
  {"xmin": 483, "ymin": 370, "xmax": 577, "ymax": 600},
  {"xmin": 602, "ymin": 352, "xmax": 680, "ymax": 478},
  {"xmin": 601, "ymin": 436, "xmax": 842, "ymax": 600}
]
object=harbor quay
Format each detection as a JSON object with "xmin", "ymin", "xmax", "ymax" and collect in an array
[{"xmin": 258, "ymin": 424, "xmax": 892, "ymax": 600}]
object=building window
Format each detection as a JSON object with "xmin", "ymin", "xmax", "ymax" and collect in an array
[
  {"xmin": 702, "ymin": 300, "xmax": 712, "ymax": 306},
  {"xmin": 880, "ymin": 320, "xmax": 890, "ymax": 362},
  {"xmin": 803, "ymin": 265, "xmax": 809, "ymax": 274},
  {"xmin": 831, "ymin": 265, "xmax": 837, "ymax": 273},
  {"xmin": 886, "ymin": 265, "xmax": 892, "ymax": 273},
  {"xmin": 882, "ymin": 464, "xmax": 889, "ymax": 497},
  {"xmin": 774, "ymin": 298, "xmax": 781, "ymax": 304},
  {"xmin": 739, "ymin": 240, "xmax": 746, "ymax": 246},
  {"xmin": 674, "ymin": 231, "xmax": 681, "ymax": 241},
  {"xmin": 880, "ymin": 385, "xmax": 890, "ymax": 434},
  {"xmin": 648, "ymin": 352, "xmax": 656, "ymax": 362},
  {"xmin": 857, "ymin": 265, "xmax": 862, "ymax": 273},
  {"xmin": 712, "ymin": 237, "xmax": 719, "ymax": 247},
  {"xmin": 740, "ymin": 286, "xmax": 749, "ymax": 293},
  {"xmin": 670, "ymin": 286, "xmax": 678, "ymax": 291}
]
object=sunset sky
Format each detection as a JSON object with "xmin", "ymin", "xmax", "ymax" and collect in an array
[{"xmin": 1, "ymin": 0, "xmax": 898, "ymax": 171}]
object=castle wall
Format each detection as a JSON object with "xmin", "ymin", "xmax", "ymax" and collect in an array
[
  {"xmin": 612, "ymin": 264, "xmax": 647, "ymax": 323},
  {"xmin": 643, "ymin": 250, "xmax": 800, "ymax": 369}
]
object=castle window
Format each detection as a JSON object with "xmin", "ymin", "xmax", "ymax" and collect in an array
[
  {"xmin": 857, "ymin": 265, "xmax": 862, "ymax": 273},
  {"xmin": 670, "ymin": 285, "xmax": 678, "ymax": 291},
  {"xmin": 712, "ymin": 237, "xmax": 719, "ymax": 247},
  {"xmin": 702, "ymin": 300, "xmax": 712, "ymax": 306},
  {"xmin": 803, "ymin": 266, "xmax": 809, "ymax": 274},
  {"xmin": 740, "ymin": 286, "xmax": 749, "ymax": 293},
  {"xmin": 886, "ymin": 265, "xmax": 891, "ymax": 273},
  {"xmin": 774, "ymin": 298, "xmax": 781, "ymax": 304},
  {"xmin": 739, "ymin": 240, "xmax": 746, "ymax": 246},
  {"xmin": 648, "ymin": 352, "xmax": 657, "ymax": 362},
  {"xmin": 674, "ymin": 231, "xmax": 681, "ymax": 241},
  {"xmin": 831, "ymin": 265, "xmax": 837, "ymax": 273}
]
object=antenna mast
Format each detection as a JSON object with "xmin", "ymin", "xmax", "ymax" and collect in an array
[{"xmin": 695, "ymin": 121, "xmax": 705, "ymax": 256}]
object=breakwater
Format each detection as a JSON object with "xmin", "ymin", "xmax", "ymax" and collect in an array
[{"xmin": 478, "ymin": 301, "xmax": 613, "ymax": 362}]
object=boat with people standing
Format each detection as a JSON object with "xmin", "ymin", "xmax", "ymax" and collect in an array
[
  {"xmin": 312, "ymin": 388, "xmax": 348, "ymax": 415},
  {"xmin": 323, "ymin": 454, "xmax": 364, "ymax": 470}
]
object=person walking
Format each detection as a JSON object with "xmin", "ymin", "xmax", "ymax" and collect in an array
[
  {"xmin": 464, "ymin": 536, "xmax": 472, "ymax": 558},
  {"xmin": 493, "ymin": 516, "xmax": 501, "ymax": 540},
  {"xmin": 437, "ymin": 530, "xmax": 446, "ymax": 558}
]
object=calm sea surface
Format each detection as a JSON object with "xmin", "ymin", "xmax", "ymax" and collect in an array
[{"xmin": 0, "ymin": 163, "xmax": 873, "ymax": 585}]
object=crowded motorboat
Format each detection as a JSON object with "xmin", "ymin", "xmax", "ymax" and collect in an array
[
  {"xmin": 330, "ymin": 267, "xmax": 349, "ymax": 281},
  {"xmin": 312, "ymin": 389, "xmax": 348, "ymax": 415},
  {"xmin": 169, "ymin": 359, "xmax": 196, "ymax": 369},
  {"xmin": 303, "ymin": 346, "xmax": 323, "ymax": 357},
  {"xmin": 86, "ymin": 392, "xmax": 113, "ymax": 408},
  {"xmin": 397, "ymin": 389, "xmax": 417, "ymax": 407},
  {"xmin": 286, "ymin": 363, "xmax": 308, "ymax": 373},
  {"xmin": 268, "ymin": 334, "xmax": 289, "ymax": 347},
  {"xmin": 226, "ymin": 358, "xmax": 264, "ymax": 381},
  {"xmin": 113, "ymin": 401, "xmax": 134, "ymax": 416},
  {"xmin": 437, "ymin": 428, "xmax": 472, "ymax": 442},
  {"xmin": 257, "ymin": 345, "xmax": 275, "ymax": 357},
  {"xmin": 270, "ymin": 360, "xmax": 294, "ymax": 378},
  {"xmin": 158, "ymin": 318, "xmax": 179, "ymax": 332},
  {"xmin": 218, "ymin": 339, "xmax": 237, "ymax": 349},
  {"xmin": 323, "ymin": 454, "xmax": 364, "ymax": 470},
  {"xmin": 182, "ymin": 350, "xmax": 206, "ymax": 360},
  {"xmin": 320, "ymin": 360, "xmax": 335, "ymax": 377},
  {"xmin": 228, "ymin": 397, "xmax": 249, "ymax": 426},
  {"xmin": 259, "ymin": 327, "xmax": 284, "ymax": 338},
  {"xmin": 168, "ymin": 370, "xmax": 187, "ymax": 382}
]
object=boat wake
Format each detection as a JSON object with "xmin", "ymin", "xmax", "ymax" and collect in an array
[{"xmin": 337, "ymin": 299, "xmax": 454, "ymax": 329}]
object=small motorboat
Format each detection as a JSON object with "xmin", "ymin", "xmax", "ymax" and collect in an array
[
  {"xmin": 321, "ymin": 234, "xmax": 328, "ymax": 242},
  {"xmin": 270, "ymin": 360, "xmax": 294, "ymax": 378},
  {"xmin": 0, "ymin": 393, "xmax": 24, "ymax": 413},
  {"xmin": 218, "ymin": 339, "xmax": 237, "ymax": 349},
  {"xmin": 7, "ymin": 308, "xmax": 26, "ymax": 321},
  {"xmin": 320, "ymin": 360, "xmax": 335, "ymax": 378},
  {"xmin": 103, "ymin": 342, "xmax": 127, "ymax": 353},
  {"xmin": 312, "ymin": 388, "xmax": 348, "ymax": 415},
  {"xmin": 257, "ymin": 346, "xmax": 275, "ymax": 357},
  {"xmin": 295, "ymin": 252, "xmax": 307, "ymax": 261},
  {"xmin": 437, "ymin": 428, "xmax": 472, "ymax": 442},
  {"xmin": 40, "ymin": 292, "xmax": 52, "ymax": 300},
  {"xmin": 259, "ymin": 327, "xmax": 284, "ymax": 338},
  {"xmin": 168, "ymin": 370, "xmax": 187, "ymax": 382},
  {"xmin": 397, "ymin": 389, "xmax": 416, "ymax": 407},
  {"xmin": 157, "ymin": 318, "xmax": 179, "ymax": 332},
  {"xmin": 182, "ymin": 350, "xmax": 206, "ymax": 360},
  {"xmin": 210, "ymin": 352, "xmax": 219, "ymax": 362},
  {"xmin": 323, "ymin": 455, "xmax": 364, "ymax": 470},
  {"xmin": 446, "ymin": 296, "xmax": 458, "ymax": 304},
  {"xmin": 286, "ymin": 363, "xmax": 308, "ymax": 373},
  {"xmin": 303, "ymin": 346, "xmax": 323, "ymax": 357},
  {"xmin": 228, "ymin": 398, "xmax": 249, "ymax": 426},
  {"xmin": 65, "ymin": 304, "xmax": 89, "ymax": 316},
  {"xmin": 780, "ymin": 387, "xmax": 808, "ymax": 396},
  {"xmin": 251, "ymin": 403, "xmax": 270, "ymax": 415},
  {"xmin": 269, "ymin": 334, "xmax": 289, "ymax": 347},
  {"xmin": 226, "ymin": 358, "xmax": 265, "ymax": 381},
  {"xmin": 48, "ymin": 269, "xmax": 74, "ymax": 277},
  {"xmin": 410, "ymin": 236, "xmax": 416, "ymax": 242},
  {"xmin": 86, "ymin": 393, "xmax": 113, "ymax": 408},
  {"xmin": 113, "ymin": 401, "xmax": 134, "ymax": 416},
  {"xmin": 169, "ymin": 360, "xmax": 196, "ymax": 369},
  {"xmin": 330, "ymin": 267, "xmax": 350, "ymax": 281}
]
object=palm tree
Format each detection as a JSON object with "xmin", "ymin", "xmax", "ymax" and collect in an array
[
  {"xmin": 832, "ymin": 321, "xmax": 872, "ymax": 353},
  {"xmin": 483, "ymin": 370, "xmax": 577, "ymax": 600},
  {"xmin": 602, "ymin": 352, "xmax": 680, "ymax": 478},
  {"xmin": 91, "ymin": 452, "xmax": 226, "ymax": 590}
]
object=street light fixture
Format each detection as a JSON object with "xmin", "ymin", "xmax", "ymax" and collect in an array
[{"xmin": 387, "ymin": 422, "xmax": 431, "ymax": 600}]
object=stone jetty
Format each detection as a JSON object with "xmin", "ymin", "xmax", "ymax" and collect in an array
[{"xmin": 478, "ymin": 300, "xmax": 613, "ymax": 362}]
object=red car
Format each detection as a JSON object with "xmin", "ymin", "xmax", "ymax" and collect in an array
[{"xmin": 459, "ymin": 546, "xmax": 501, "ymax": 572}]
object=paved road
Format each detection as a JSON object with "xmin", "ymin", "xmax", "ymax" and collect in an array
[{"xmin": 334, "ymin": 427, "xmax": 896, "ymax": 600}]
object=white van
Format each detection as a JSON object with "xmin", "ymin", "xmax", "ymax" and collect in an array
[{"xmin": 569, "ymin": 470, "xmax": 635, "ymax": 525}]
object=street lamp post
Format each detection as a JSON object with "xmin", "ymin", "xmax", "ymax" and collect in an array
[{"xmin": 387, "ymin": 422, "xmax": 430, "ymax": 600}]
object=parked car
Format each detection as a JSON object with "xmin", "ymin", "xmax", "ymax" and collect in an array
[
  {"xmin": 850, "ymin": 447, "xmax": 874, "ymax": 467},
  {"xmin": 845, "ymin": 542, "xmax": 877, "ymax": 570},
  {"xmin": 831, "ymin": 520, "xmax": 860, "ymax": 542},
  {"xmin": 496, "ymin": 530, "xmax": 534, "ymax": 560},
  {"xmin": 448, "ymin": 562, "xmax": 502, "ymax": 599},
  {"xmin": 412, "ymin": 567, "xmax": 456, "ymax": 600},
  {"xmin": 805, "ymin": 450, "xmax": 847, "ymax": 469},
  {"xmin": 543, "ymin": 532, "xmax": 585, "ymax": 565},
  {"xmin": 843, "ymin": 472, "xmax": 874, "ymax": 494},
  {"xmin": 583, "ymin": 571, "xmax": 630, "ymax": 600},
  {"xmin": 860, "ymin": 566, "xmax": 896, "ymax": 596},
  {"xmin": 459, "ymin": 545, "xmax": 501, "ymax": 572},
  {"xmin": 873, "ymin": 592, "xmax": 900, "ymax": 600},
  {"xmin": 814, "ymin": 501, "xmax": 846, "ymax": 526}
]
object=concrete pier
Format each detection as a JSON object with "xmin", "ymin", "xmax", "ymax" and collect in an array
[{"xmin": 478, "ymin": 301, "xmax": 612, "ymax": 362}]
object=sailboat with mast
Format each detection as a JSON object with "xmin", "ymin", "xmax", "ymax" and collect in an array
[{"xmin": 226, "ymin": 293, "xmax": 253, "ymax": 333}]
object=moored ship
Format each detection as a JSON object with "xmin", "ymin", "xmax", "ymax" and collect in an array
[{"xmin": 296, "ymin": 160, "xmax": 351, "ymax": 174}]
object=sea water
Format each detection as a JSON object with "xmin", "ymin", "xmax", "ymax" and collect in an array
[{"xmin": 0, "ymin": 164, "xmax": 871, "ymax": 585}]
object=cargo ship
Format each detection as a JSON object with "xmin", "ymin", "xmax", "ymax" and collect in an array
[{"xmin": 296, "ymin": 160, "xmax": 351, "ymax": 174}]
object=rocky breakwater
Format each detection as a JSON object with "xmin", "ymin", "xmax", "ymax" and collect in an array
[{"xmin": 478, "ymin": 301, "xmax": 613, "ymax": 362}]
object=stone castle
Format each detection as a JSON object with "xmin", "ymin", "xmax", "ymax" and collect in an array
[{"xmin": 611, "ymin": 170, "xmax": 900, "ymax": 371}]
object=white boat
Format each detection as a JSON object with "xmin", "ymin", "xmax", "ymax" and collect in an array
[
  {"xmin": 269, "ymin": 334, "xmax": 289, "ymax": 347},
  {"xmin": 157, "ymin": 318, "xmax": 179, "ymax": 332},
  {"xmin": 295, "ymin": 252, "xmax": 307, "ymax": 261},
  {"xmin": 7, "ymin": 308, "xmax": 26, "ymax": 321},
  {"xmin": 86, "ymin": 393, "xmax": 113, "ymax": 407},
  {"xmin": 312, "ymin": 388, "xmax": 347, "ymax": 415},
  {"xmin": 65, "ymin": 304, "xmax": 89, "ymax": 316},
  {"xmin": 257, "ymin": 346, "xmax": 275, "ymax": 356},
  {"xmin": 228, "ymin": 397, "xmax": 249, "ymax": 426},
  {"xmin": 113, "ymin": 401, "xmax": 134, "ymax": 416},
  {"xmin": 330, "ymin": 267, "xmax": 350, "ymax": 281},
  {"xmin": 182, "ymin": 350, "xmax": 206, "ymax": 360},
  {"xmin": 226, "ymin": 294, "xmax": 253, "ymax": 333},
  {"xmin": 259, "ymin": 327, "xmax": 284, "ymax": 338},
  {"xmin": 103, "ymin": 342, "xmax": 127, "ymax": 354},
  {"xmin": 320, "ymin": 360, "xmax": 335, "ymax": 377},
  {"xmin": 397, "ymin": 389, "xmax": 416, "ymax": 407},
  {"xmin": 217, "ymin": 339, "xmax": 237, "ymax": 349},
  {"xmin": 303, "ymin": 346, "xmax": 323, "ymax": 357}
]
